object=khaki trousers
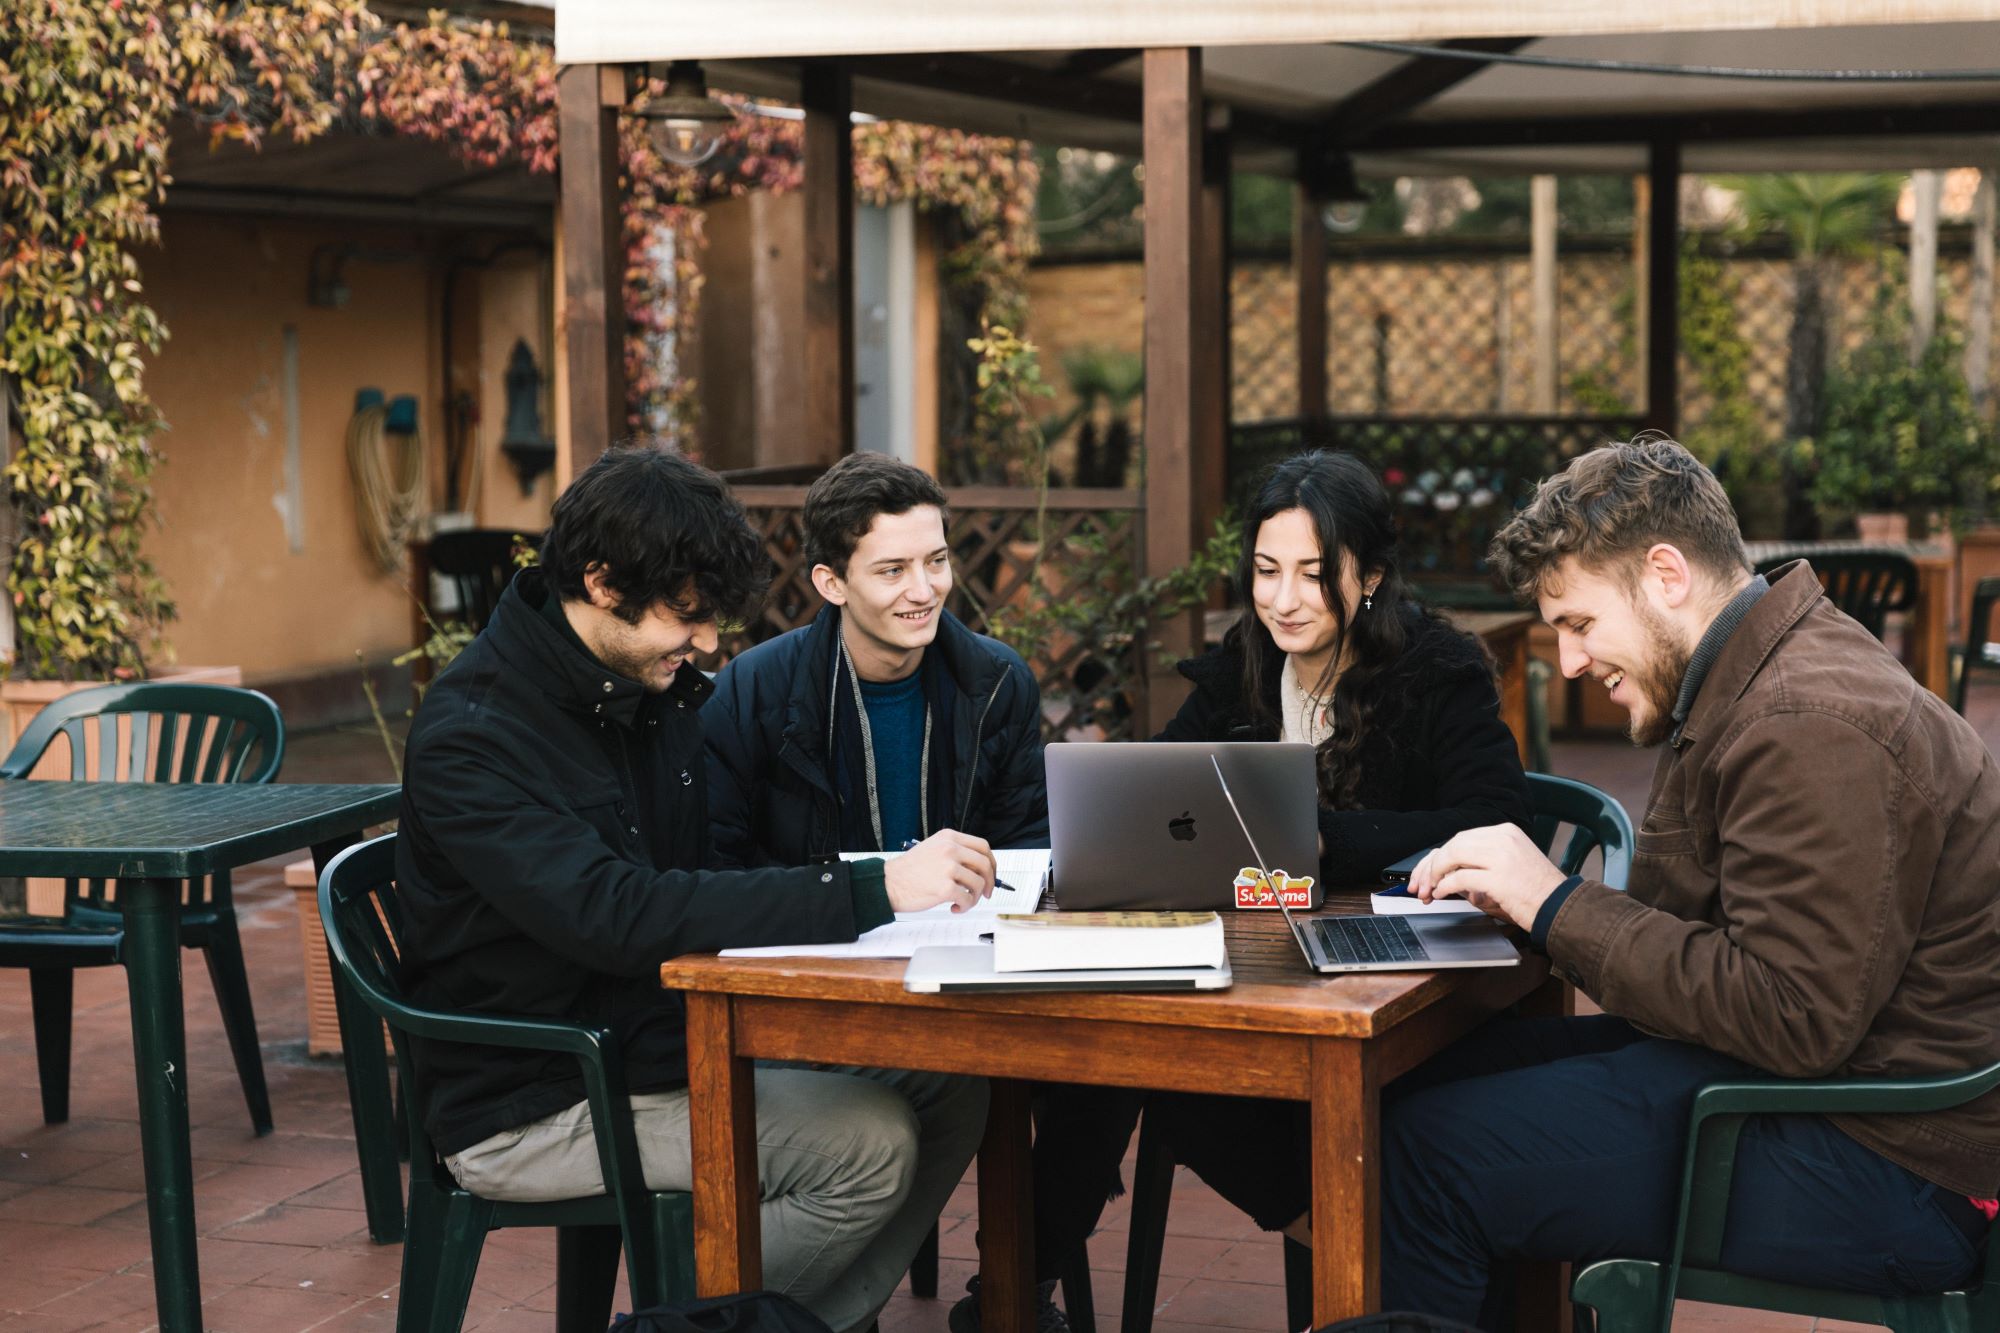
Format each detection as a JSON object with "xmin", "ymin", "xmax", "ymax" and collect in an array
[{"xmin": 446, "ymin": 1066, "xmax": 987, "ymax": 1333}]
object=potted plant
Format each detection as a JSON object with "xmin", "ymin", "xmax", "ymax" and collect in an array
[{"xmin": 1797, "ymin": 299, "xmax": 1998, "ymax": 543}]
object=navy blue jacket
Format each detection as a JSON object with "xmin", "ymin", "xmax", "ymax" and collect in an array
[
  {"xmin": 395, "ymin": 569, "xmax": 880, "ymax": 1156},
  {"xmin": 705, "ymin": 605, "xmax": 1050, "ymax": 866}
]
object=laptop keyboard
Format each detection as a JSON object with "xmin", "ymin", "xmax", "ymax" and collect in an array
[{"xmin": 1312, "ymin": 915, "xmax": 1431, "ymax": 965}]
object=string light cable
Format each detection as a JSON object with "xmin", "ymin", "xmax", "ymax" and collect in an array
[{"xmin": 1341, "ymin": 41, "xmax": 2000, "ymax": 83}]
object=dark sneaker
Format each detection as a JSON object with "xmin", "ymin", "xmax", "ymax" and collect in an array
[{"xmin": 948, "ymin": 1276, "xmax": 1070, "ymax": 1333}]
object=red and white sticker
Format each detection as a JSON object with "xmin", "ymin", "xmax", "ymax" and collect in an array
[{"xmin": 1232, "ymin": 866, "xmax": 1315, "ymax": 910}]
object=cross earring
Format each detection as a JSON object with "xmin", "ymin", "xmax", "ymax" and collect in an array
[{"xmin": 1364, "ymin": 592, "xmax": 1374, "ymax": 612}]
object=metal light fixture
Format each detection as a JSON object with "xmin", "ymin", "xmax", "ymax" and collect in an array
[
  {"xmin": 633, "ymin": 61, "xmax": 736, "ymax": 167},
  {"xmin": 1315, "ymin": 153, "xmax": 1371, "ymax": 234},
  {"xmin": 498, "ymin": 339, "xmax": 556, "ymax": 495}
]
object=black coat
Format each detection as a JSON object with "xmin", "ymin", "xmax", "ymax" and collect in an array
[
  {"xmin": 1158, "ymin": 605, "xmax": 1533, "ymax": 886},
  {"xmin": 395, "ymin": 568, "xmax": 878, "ymax": 1156},
  {"xmin": 705, "ymin": 604, "xmax": 1050, "ymax": 867}
]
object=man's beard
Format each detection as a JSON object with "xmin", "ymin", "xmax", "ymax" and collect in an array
[{"xmin": 1628, "ymin": 600, "xmax": 1692, "ymax": 748}]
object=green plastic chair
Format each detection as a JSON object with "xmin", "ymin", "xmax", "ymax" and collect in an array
[
  {"xmin": 1571, "ymin": 1062, "xmax": 2000, "ymax": 1332},
  {"xmin": 0, "ymin": 681, "xmax": 284, "ymax": 1133},
  {"xmin": 1951, "ymin": 577, "xmax": 2000, "ymax": 717},
  {"xmin": 1753, "ymin": 551, "xmax": 1919, "ymax": 642},
  {"xmin": 1525, "ymin": 772, "xmax": 1635, "ymax": 891},
  {"xmin": 319, "ymin": 834, "xmax": 695, "ymax": 1333}
]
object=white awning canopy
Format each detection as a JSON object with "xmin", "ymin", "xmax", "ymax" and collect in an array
[{"xmin": 556, "ymin": 4, "xmax": 2000, "ymax": 174}]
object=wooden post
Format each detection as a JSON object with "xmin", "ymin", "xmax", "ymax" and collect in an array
[
  {"xmin": 556, "ymin": 64, "xmax": 627, "ymax": 476},
  {"xmin": 1970, "ymin": 168, "xmax": 1995, "ymax": 419},
  {"xmin": 1632, "ymin": 173, "xmax": 1650, "ymax": 401},
  {"xmin": 1198, "ymin": 112, "xmax": 1232, "ymax": 544},
  {"xmin": 1911, "ymin": 169, "xmax": 1943, "ymax": 362},
  {"xmin": 1645, "ymin": 140, "xmax": 1681, "ymax": 437},
  {"xmin": 802, "ymin": 60, "xmax": 856, "ymax": 466},
  {"xmin": 1294, "ymin": 173, "xmax": 1328, "ymax": 424},
  {"xmin": 1143, "ymin": 48, "xmax": 1205, "ymax": 735},
  {"xmin": 1530, "ymin": 175, "xmax": 1558, "ymax": 414}
]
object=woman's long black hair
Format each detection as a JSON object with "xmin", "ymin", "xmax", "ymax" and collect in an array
[{"xmin": 1234, "ymin": 450, "xmax": 1427, "ymax": 810}]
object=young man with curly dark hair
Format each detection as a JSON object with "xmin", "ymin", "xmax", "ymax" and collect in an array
[{"xmin": 395, "ymin": 444, "xmax": 995, "ymax": 1333}]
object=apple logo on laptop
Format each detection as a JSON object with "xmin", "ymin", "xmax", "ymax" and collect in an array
[{"xmin": 1168, "ymin": 811, "xmax": 1197, "ymax": 842}]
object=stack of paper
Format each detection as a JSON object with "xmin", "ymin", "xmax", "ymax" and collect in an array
[{"xmin": 988, "ymin": 911, "xmax": 1225, "ymax": 973}]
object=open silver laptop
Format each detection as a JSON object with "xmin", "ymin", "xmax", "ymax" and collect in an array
[
  {"xmin": 1047, "ymin": 742, "xmax": 1321, "ymax": 910},
  {"xmin": 1209, "ymin": 755, "xmax": 1520, "ymax": 973}
]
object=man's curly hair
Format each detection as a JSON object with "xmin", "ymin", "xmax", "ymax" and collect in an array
[
  {"xmin": 538, "ymin": 442, "xmax": 770, "ymax": 626},
  {"xmin": 1489, "ymin": 433, "xmax": 1748, "ymax": 602}
]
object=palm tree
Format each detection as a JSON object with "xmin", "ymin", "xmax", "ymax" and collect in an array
[{"xmin": 1723, "ymin": 173, "xmax": 1902, "ymax": 535}]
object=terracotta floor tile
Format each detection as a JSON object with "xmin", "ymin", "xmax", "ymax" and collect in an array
[
  {"xmin": 1154, "ymin": 1277, "xmax": 1291, "ymax": 1331},
  {"xmin": 0, "ymin": 1183, "xmax": 144, "ymax": 1226},
  {"xmin": 0, "ymin": 1266, "xmax": 102, "ymax": 1315},
  {"xmin": 14, "ymin": 1272, "xmax": 161, "ymax": 1331},
  {"xmin": 0, "ymin": 1147, "xmax": 115, "ymax": 1187},
  {"xmin": 196, "ymin": 1278, "xmax": 370, "ymax": 1332},
  {"xmin": 244, "ymin": 1241, "xmax": 404, "ymax": 1298},
  {"xmin": 212, "ymin": 1202, "xmax": 372, "ymax": 1248}
]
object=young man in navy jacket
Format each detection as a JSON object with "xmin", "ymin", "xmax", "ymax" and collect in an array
[
  {"xmin": 396, "ymin": 445, "xmax": 995, "ymax": 1333},
  {"xmin": 704, "ymin": 451, "xmax": 1055, "ymax": 1330}
]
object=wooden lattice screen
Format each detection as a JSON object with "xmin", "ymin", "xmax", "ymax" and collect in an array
[
  {"xmin": 1229, "ymin": 414, "xmax": 1645, "ymax": 598},
  {"xmin": 721, "ymin": 485, "xmax": 1151, "ymax": 741}
]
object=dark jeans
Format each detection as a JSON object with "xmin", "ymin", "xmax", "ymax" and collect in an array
[
  {"xmin": 1143, "ymin": 1016, "xmax": 1989, "ymax": 1329},
  {"xmin": 1030, "ymin": 1083, "xmax": 1145, "ymax": 1281}
]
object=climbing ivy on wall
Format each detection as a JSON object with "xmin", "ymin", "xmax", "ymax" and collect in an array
[{"xmin": 1, "ymin": 3, "xmax": 1037, "ymax": 676}]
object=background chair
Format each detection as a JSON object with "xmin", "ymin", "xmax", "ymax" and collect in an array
[
  {"xmin": 425, "ymin": 528, "xmax": 523, "ymax": 633},
  {"xmin": 0, "ymin": 681, "xmax": 284, "ymax": 1133},
  {"xmin": 320, "ymin": 834, "xmax": 695, "ymax": 1333},
  {"xmin": 1118, "ymin": 774, "xmax": 1635, "ymax": 1333},
  {"xmin": 1753, "ymin": 550, "xmax": 1918, "ymax": 642},
  {"xmin": 1571, "ymin": 1061, "xmax": 2000, "ymax": 1332},
  {"xmin": 1952, "ymin": 576, "xmax": 2000, "ymax": 717}
]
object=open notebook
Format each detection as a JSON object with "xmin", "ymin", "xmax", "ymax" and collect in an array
[{"xmin": 718, "ymin": 848, "xmax": 1051, "ymax": 959}]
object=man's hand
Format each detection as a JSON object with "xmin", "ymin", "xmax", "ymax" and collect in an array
[
  {"xmin": 1409, "ymin": 824, "xmax": 1568, "ymax": 929},
  {"xmin": 884, "ymin": 829, "xmax": 997, "ymax": 914}
]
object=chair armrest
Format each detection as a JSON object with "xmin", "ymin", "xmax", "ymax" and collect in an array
[
  {"xmin": 1691, "ymin": 1063, "xmax": 2000, "ymax": 1123},
  {"xmin": 379, "ymin": 1002, "xmax": 614, "ymax": 1061},
  {"xmin": 1670, "ymin": 1063, "xmax": 2000, "ymax": 1284}
]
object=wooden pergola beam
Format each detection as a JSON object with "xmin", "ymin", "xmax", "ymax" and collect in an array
[
  {"xmin": 1198, "ymin": 112, "xmax": 1232, "ymax": 544},
  {"xmin": 1143, "ymin": 47, "xmax": 1210, "ymax": 733},
  {"xmin": 1645, "ymin": 137, "xmax": 1681, "ymax": 436},
  {"xmin": 801, "ymin": 60, "xmax": 856, "ymax": 465},
  {"xmin": 1321, "ymin": 36, "xmax": 1532, "ymax": 138},
  {"xmin": 556, "ymin": 63, "xmax": 627, "ymax": 477},
  {"xmin": 1295, "ymin": 168, "xmax": 1329, "ymax": 422}
]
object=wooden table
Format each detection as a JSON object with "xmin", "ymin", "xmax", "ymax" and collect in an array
[
  {"xmin": 0, "ymin": 780, "xmax": 401, "ymax": 1332},
  {"xmin": 1746, "ymin": 541, "xmax": 1953, "ymax": 699},
  {"xmin": 662, "ymin": 907, "xmax": 1555, "ymax": 1331},
  {"xmin": 1203, "ymin": 607, "xmax": 1539, "ymax": 764}
]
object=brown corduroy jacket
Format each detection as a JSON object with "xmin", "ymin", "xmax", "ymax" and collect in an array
[{"xmin": 1546, "ymin": 560, "xmax": 2000, "ymax": 1196}]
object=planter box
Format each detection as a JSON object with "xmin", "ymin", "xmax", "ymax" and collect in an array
[
  {"xmin": 6, "ymin": 667, "xmax": 244, "ymax": 916},
  {"xmin": 287, "ymin": 857, "xmax": 394, "ymax": 1060}
]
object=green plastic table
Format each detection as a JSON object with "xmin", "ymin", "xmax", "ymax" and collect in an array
[{"xmin": 0, "ymin": 779, "xmax": 400, "ymax": 1332}]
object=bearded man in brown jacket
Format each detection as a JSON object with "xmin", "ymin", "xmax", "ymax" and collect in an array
[{"xmin": 1383, "ymin": 436, "xmax": 2000, "ymax": 1326}]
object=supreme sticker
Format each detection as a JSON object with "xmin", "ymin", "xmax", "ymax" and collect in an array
[{"xmin": 1232, "ymin": 866, "xmax": 1315, "ymax": 909}]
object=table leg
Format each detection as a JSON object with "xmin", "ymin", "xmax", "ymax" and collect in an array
[
  {"xmin": 1310, "ymin": 1040, "xmax": 1379, "ymax": 1325},
  {"xmin": 979, "ymin": 1078, "xmax": 1035, "ymax": 1333},
  {"xmin": 123, "ymin": 876, "xmax": 203, "ymax": 1332},
  {"xmin": 315, "ymin": 834, "xmax": 404, "ymax": 1244},
  {"xmin": 686, "ymin": 991, "xmax": 761, "ymax": 1293}
]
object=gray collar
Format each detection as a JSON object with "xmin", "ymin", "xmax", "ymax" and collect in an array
[{"xmin": 1669, "ymin": 574, "xmax": 1769, "ymax": 744}]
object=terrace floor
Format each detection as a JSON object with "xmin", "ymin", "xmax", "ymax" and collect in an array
[{"xmin": 5, "ymin": 677, "xmax": 1999, "ymax": 1332}]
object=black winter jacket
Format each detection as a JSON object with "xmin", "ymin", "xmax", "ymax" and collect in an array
[
  {"xmin": 396, "ymin": 569, "xmax": 880, "ymax": 1156},
  {"xmin": 705, "ymin": 604, "xmax": 1050, "ymax": 866},
  {"xmin": 1159, "ymin": 604, "xmax": 1533, "ymax": 886}
]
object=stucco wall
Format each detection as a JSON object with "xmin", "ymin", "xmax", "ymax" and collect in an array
[{"xmin": 140, "ymin": 212, "xmax": 551, "ymax": 694}]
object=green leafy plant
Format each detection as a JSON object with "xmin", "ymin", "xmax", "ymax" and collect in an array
[{"xmin": 1802, "ymin": 291, "xmax": 1999, "ymax": 528}]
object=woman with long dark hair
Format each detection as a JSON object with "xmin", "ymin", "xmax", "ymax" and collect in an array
[{"xmin": 1001, "ymin": 453, "xmax": 1533, "ymax": 1327}]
